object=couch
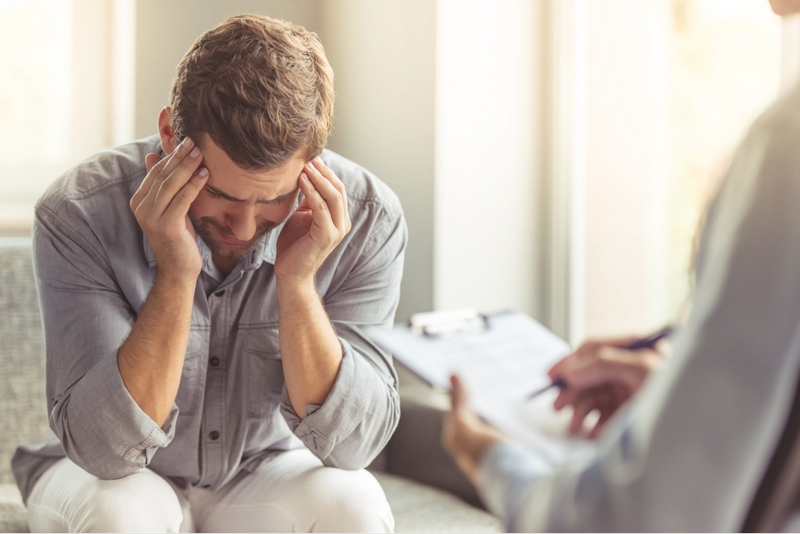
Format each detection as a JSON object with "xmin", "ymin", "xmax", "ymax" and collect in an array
[{"xmin": 0, "ymin": 238, "xmax": 502, "ymax": 533}]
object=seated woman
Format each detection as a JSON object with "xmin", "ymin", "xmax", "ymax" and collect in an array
[{"xmin": 442, "ymin": 1, "xmax": 800, "ymax": 530}]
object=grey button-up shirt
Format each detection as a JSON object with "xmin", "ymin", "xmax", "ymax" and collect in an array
[{"xmin": 11, "ymin": 135, "xmax": 406, "ymax": 504}]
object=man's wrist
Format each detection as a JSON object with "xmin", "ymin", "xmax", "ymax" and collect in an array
[
  {"xmin": 153, "ymin": 270, "xmax": 198, "ymax": 294},
  {"xmin": 276, "ymin": 274, "xmax": 318, "ymax": 300}
]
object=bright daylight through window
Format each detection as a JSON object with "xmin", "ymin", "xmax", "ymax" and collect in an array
[{"xmin": 667, "ymin": 0, "xmax": 781, "ymax": 317}]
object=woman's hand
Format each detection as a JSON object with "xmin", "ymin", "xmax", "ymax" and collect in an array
[
  {"xmin": 442, "ymin": 375, "xmax": 506, "ymax": 484},
  {"xmin": 548, "ymin": 338, "xmax": 664, "ymax": 437}
]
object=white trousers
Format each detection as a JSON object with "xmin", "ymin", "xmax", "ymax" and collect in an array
[{"xmin": 26, "ymin": 449, "xmax": 394, "ymax": 533}]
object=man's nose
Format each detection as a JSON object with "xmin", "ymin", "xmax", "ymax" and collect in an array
[{"xmin": 225, "ymin": 207, "xmax": 257, "ymax": 241}]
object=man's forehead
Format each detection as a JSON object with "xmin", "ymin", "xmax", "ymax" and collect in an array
[
  {"xmin": 205, "ymin": 172, "xmax": 299, "ymax": 204},
  {"xmin": 198, "ymin": 133, "xmax": 307, "ymax": 179}
]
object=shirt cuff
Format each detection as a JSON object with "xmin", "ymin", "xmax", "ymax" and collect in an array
[
  {"xmin": 280, "ymin": 337, "xmax": 377, "ymax": 459},
  {"xmin": 70, "ymin": 350, "xmax": 178, "ymax": 465},
  {"xmin": 477, "ymin": 441, "xmax": 553, "ymax": 531}
]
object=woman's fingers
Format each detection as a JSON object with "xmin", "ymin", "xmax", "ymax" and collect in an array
[
  {"xmin": 589, "ymin": 403, "xmax": 615, "ymax": 439},
  {"xmin": 548, "ymin": 340, "xmax": 601, "ymax": 381},
  {"xmin": 547, "ymin": 358, "xmax": 568, "ymax": 381},
  {"xmin": 556, "ymin": 347, "xmax": 653, "ymax": 391},
  {"xmin": 450, "ymin": 374, "xmax": 470, "ymax": 415},
  {"xmin": 565, "ymin": 354, "xmax": 624, "ymax": 389},
  {"xmin": 554, "ymin": 387, "xmax": 577, "ymax": 411},
  {"xmin": 569, "ymin": 394, "xmax": 597, "ymax": 435},
  {"xmin": 549, "ymin": 335, "xmax": 656, "ymax": 385}
]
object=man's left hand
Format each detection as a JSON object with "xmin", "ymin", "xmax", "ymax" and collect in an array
[{"xmin": 275, "ymin": 157, "xmax": 351, "ymax": 286}]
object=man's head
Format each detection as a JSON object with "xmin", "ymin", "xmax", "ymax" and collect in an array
[
  {"xmin": 769, "ymin": 0, "xmax": 800, "ymax": 15},
  {"xmin": 157, "ymin": 14, "xmax": 334, "ymax": 261}
]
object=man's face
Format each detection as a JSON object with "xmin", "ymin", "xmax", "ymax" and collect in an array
[
  {"xmin": 187, "ymin": 135, "xmax": 305, "ymax": 261},
  {"xmin": 769, "ymin": 0, "xmax": 800, "ymax": 15}
]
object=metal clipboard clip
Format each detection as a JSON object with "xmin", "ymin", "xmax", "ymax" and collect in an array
[{"xmin": 408, "ymin": 308, "xmax": 489, "ymax": 338}]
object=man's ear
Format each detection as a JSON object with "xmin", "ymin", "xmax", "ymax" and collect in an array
[{"xmin": 157, "ymin": 107, "xmax": 178, "ymax": 154}]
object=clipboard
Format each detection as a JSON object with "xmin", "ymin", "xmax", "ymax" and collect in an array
[{"xmin": 369, "ymin": 309, "xmax": 598, "ymax": 464}]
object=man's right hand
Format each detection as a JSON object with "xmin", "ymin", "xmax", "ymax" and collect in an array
[
  {"xmin": 129, "ymin": 137, "xmax": 208, "ymax": 284},
  {"xmin": 548, "ymin": 337, "xmax": 664, "ymax": 437}
]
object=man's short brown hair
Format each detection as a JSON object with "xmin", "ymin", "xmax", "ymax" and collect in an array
[{"xmin": 169, "ymin": 14, "xmax": 334, "ymax": 170}]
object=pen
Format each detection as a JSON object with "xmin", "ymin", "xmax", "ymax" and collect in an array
[
  {"xmin": 525, "ymin": 378, "xmax": 566, "ymax": 400},
  {"xmin": 623, "ymin": 325, "xmax": 674, "ymax": 351},
  {"xmin": 525, "ymin": 324, "xmax": 675, "ymax": 401}
]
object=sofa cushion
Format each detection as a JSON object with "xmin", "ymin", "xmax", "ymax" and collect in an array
[
  {"xmin": 0, "ymin": 239, "xmax": 50, "ymax": 486},
  {"xmin": 373, "ymin": 472, "xmax": 502, "ymax": 533},
  {"xmin": 0, "ymin": 484, "xmax": 27, "ymax": 533}
]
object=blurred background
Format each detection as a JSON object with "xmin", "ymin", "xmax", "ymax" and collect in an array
[{"xmin": 1, "ymin": 0, "xmax": 796, "ymax": 345}]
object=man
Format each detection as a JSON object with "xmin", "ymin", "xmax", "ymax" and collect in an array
[
  {"xmin": 11, "ymin": 14, "xmax": 405, "ymax": 532},
  {"xmin": 443, "ymin": 0, "xmax": 800, "ymax": 530}
]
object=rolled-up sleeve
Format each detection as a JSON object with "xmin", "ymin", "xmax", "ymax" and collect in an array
[
  {"xmin": 33, "ymin": 205, "xmax": 178, "ymax": 480},
  {"xmin": 280, "ymin": 204, "xmax": 406, "ymax": 469}
]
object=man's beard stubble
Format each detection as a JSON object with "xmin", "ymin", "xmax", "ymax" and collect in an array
[{"xmin": 187, "ymin": 209, "xmax": 277, "ymax": 261}]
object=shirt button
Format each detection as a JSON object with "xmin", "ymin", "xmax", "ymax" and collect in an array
[
  {"xmin": 209, "ymin": 430, "xmax": 220, "ymax": 440},
  {"xmin": 215, "ymin": 290, "xmax": 226, "ymax": 297},
  {"xmin": 209, "ymin": 356, "xmax": 220, "ymax": 367}
]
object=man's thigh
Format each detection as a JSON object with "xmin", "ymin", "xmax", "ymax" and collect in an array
[
  {"xmin": 188, "ymin": 449, "xmax": 393, "ymax": 533},
  {"xmin": 26, "ymin": 457, "xmax": 188, "ymax": 533}
]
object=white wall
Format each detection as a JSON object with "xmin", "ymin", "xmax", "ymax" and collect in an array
[
  {"xmin": 434, "ymin": 0, "xmax": 548, "ymax": 320},
  {"xmin": 318, "ymin": 0, "xmax": 437, "ymax": 323},
  {"xmin": 134, "ymin": 0, "xmax": 319, "ymax": 139},
  {"xmin": 0, "ymin": 0, "xmax": 118, "ymax": 234},
  {"xmin": 581, "ymin": 0, "xmax": 670, "ymax": 337}
]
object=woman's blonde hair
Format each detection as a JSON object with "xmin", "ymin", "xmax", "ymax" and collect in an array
[{"xmin": 169, "ymin": 14, "xmax": 334, "ymax": 169}]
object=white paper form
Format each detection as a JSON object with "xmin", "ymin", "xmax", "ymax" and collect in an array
[{"xmin": 370, "ymin": 312, "xmax": 598, "ymax": 464}]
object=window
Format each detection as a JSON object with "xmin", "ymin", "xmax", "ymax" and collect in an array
[
  {"xmin": 667, "ymin": 0, "xmax": 781, "ymax": 317},
  {"xmin": 0, "ymin": 0, "xmax": 134, "ymax": 234},
  {"xmin": 567, "ymin": 0, "xmax": 785, "ymax": 341}
]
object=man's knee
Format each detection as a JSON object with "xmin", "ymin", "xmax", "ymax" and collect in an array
[
  {"xmin": 71, "ymin": 470, "xmax": 183, "ymax": 532},
  {"xmin": 304, "ymin": 468, "xmax": 394, "ymax": 532}
]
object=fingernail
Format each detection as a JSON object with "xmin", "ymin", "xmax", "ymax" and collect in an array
[
  {"xmin": 300, "ymin": 172, "xmax": 308, "ymax": 182},
  {"xmin": 184, "ymin": 137, "xmax": 194, "ymax": 149},
  {"xmin": 198, "ymin": 167, "xmax": 208, "ymax": 176},
  {"xmin": 190, "ymin": 146, "xmax": 201, "ymax": 158}
]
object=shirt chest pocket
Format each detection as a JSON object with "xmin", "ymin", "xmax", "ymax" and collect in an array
[
  {"xmin": 245, "ymin": 326, "xmax": 285, "ymax": 417},
  {"xmin": 176, "ymin": 329, "xmax": 204, "ymax": 416}
]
